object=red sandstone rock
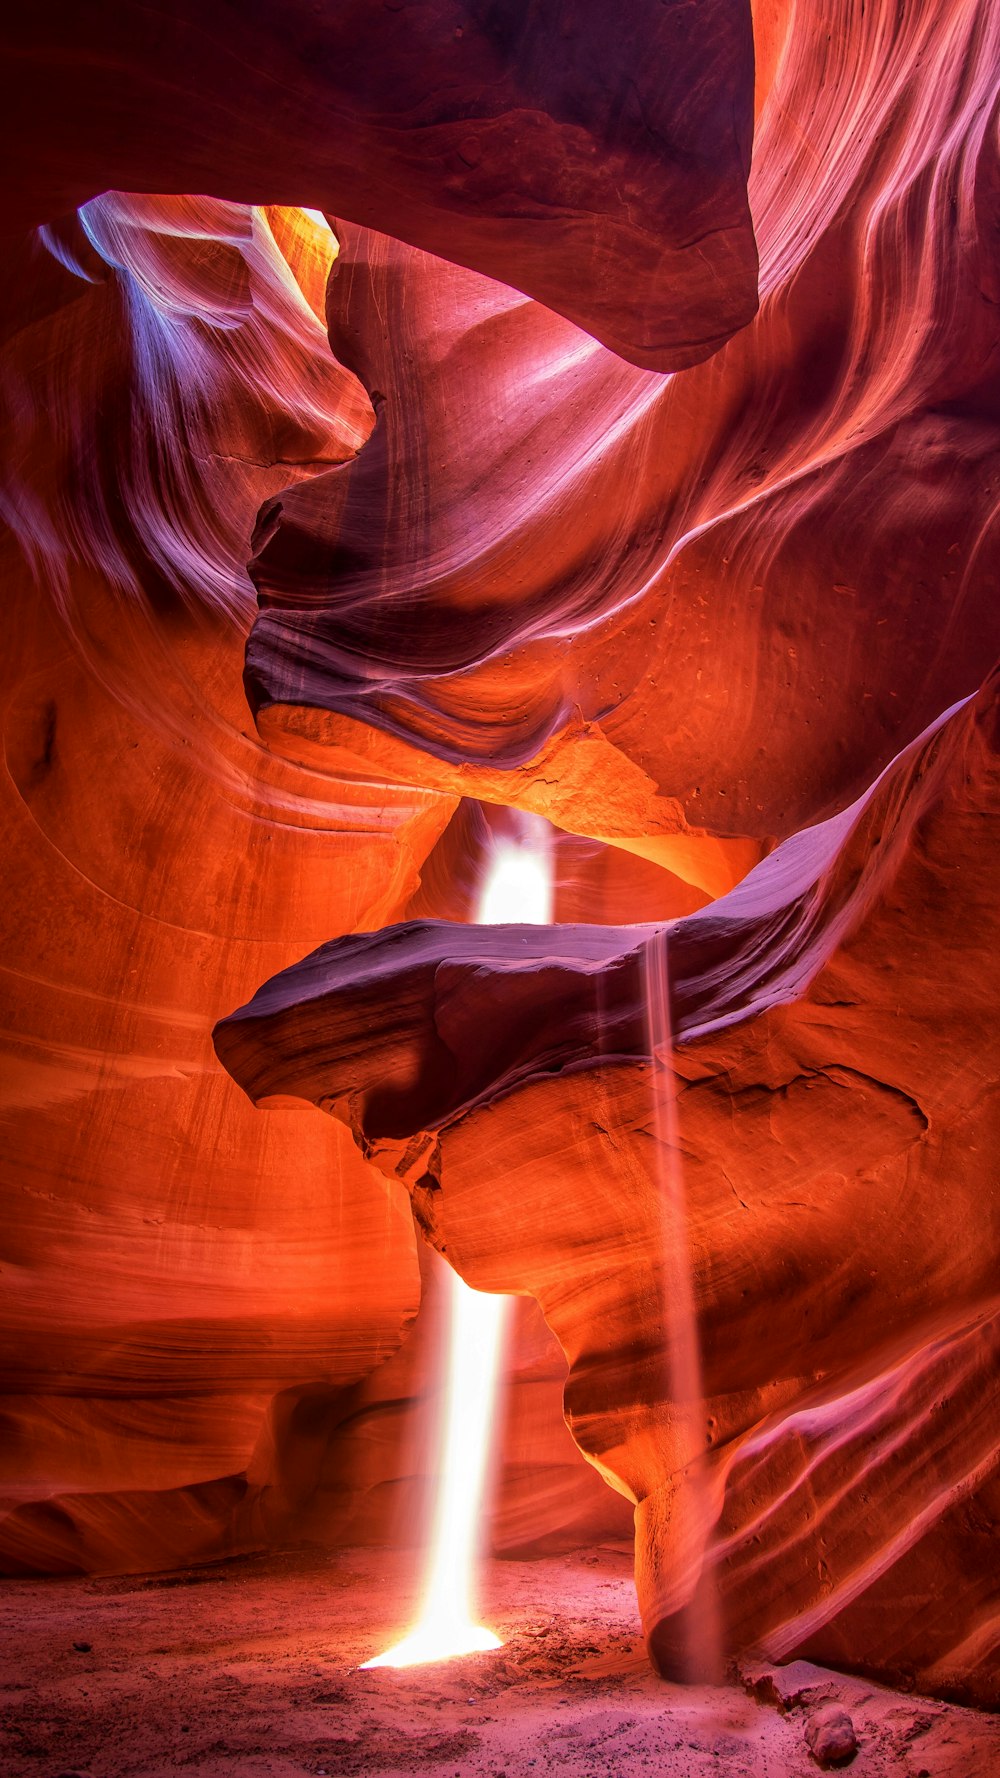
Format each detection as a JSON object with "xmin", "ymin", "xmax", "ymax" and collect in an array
[
  {"xmin": 0, "ymin": 196, "xmax": 618, "ymax": 1576},
  {"xmin": 246, "ymin": 0, "xmax": 1000, "ymax": 848},
  {"xmin": 212, "ymin": 12, "xmax": 1000, "ymax": 1698},
  {"xmin": 0, "ymin": 201, "xmax": 434, "ymax": 1575},
  {"xmin": 805, "ymin": 1705, "xmax": 858, "ymax": 1768},
  {"xmin": 215, "ymin": 679, "xmax": 1000, "ymax": 1706},
  {"xmin": 2, "ymin": 0, "xmax": 1000, "ymax": 1731},
  {"xmin": 0, "ymin": 1, "xmax": 758, "ymax": 370}
]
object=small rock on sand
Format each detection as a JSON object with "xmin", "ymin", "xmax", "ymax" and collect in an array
[{"xmin": 805, "ymin": 1704, "xmax": 858, "ymax": 1767}]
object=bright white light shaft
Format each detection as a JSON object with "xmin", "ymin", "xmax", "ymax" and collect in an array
[
  {"xmin": 361, "ymin": 817, "xmax": 554, "ymax": 1669},
  {"xmin": 476, "ymin": 833, "xmax": 554, "ymax": 927},
  {"xmin": 362, "ymin": 1274, "xmax": 509, "ymax": 1667}
]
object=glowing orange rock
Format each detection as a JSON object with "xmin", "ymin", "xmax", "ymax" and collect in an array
[
  {"xmin": 3, "ymin": 0, "xmax": 1000, "ymax": 1719},
  {"xmin": 215, "ymin": 681, "xmax": 1000, "ymax": 1705},
  {"xmin": 245, "ymin": 0, "xmax": 1000, "ymax": 853},
  {"xmin": 0, "ymin": 200, "xmax": 437, "ymax": 1574}
]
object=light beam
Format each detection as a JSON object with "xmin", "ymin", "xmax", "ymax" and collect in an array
[{"xmin": 361, "ymin": 814, "xmax": 553, "ymax": 1669}]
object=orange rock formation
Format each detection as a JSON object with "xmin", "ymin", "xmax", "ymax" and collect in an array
[{"xmin": 2, "ymin": 0, "xmax": 998, "ymax": 1711}]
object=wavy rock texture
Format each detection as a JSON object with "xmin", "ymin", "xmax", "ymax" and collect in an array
[
  {"xmin": 2, "ymin": 197, "xmax": 371, "ymax": 619},
  {"xmin": 216, "ymin": 677, "xmax": 1000, "ymax": 1705},
  {"xmin": 221, "ymin": 10, "xmax": 1000, "ymax": 1701},
  {"xmin": 0, "ymin": 198, "xmax": 444, "ymax": 1573},
  {"xmin": 0, "ymin": 1, "xmax": 757, "ymax": 370},
  {"xmin": 0, "ymin": 192, "xmax": 626, "ymax": 1577},
  {"xmin": 3, "ymin": 0, "xmax": 999, "ymax": 1725},
  {"xmin": 249, "ymin": 0, "xmax": 1000, "ymax": 850}
]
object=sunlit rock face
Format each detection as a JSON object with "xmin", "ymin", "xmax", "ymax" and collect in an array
[
  {"xmin": 216, "ymin": 677, "xmax": 1000, "ymax": 1704},
  {"xmin": 3, "ymin": 0, "xmax": 999, "ymax": 1719},
  {"xmin": 217, "ymin": 0, "xmax": 998, "ymax": 1710},
  {"xmin": 0, "ymin": 189, "xmax": 621, "ymax": 1576},
  {"xmin": 0, "ymin": 198, "xmax": 439, "ymax": 1572},
  {"xmin": 247, "ymin": 0, "xmax": 1000, "ymax": 850},
  {"xmin": 1, "ymin": 1, "xmax": 757, "ymax": 370}
]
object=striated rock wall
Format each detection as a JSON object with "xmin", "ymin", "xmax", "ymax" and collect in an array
[
  {"xmin": 0, "ymin": 199, "xmax": 438, "ymax": 1574},
  {"xmin": 0, "ymin": 200, "xmax": 633, "ymax": 1576},
  {"xmin": 216, "ymin": 679, "xmax": 1000, "ymax": 1705},
  {"xmin": 1, "ymin": 1, "xmax": 757, "ymax": 370},
  {"xmin": 2, "ymin": 0, "xmax": 999, "ymax": 1713},
  {"xmin": 246, "ymin": 0, "xmax": 1000, "ymax": 850}
]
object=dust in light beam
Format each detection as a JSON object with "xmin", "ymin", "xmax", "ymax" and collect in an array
[{"xmin": 361, "ymin": 815, "xmax": 554, "ymax": 1669}]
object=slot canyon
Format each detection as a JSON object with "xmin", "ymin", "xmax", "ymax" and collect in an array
[{"xmin": 1, "ymin": 3, "xmax": 999, "ymax": 1775}]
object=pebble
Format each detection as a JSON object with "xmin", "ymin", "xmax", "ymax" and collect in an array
[
  {"xmin": 71, "ymin": 1641, "xmax": 91, "ymax": 1653},
  {"xmin": 805, "ymin": 1704, "xmax": 858, "ymax": 1767}
]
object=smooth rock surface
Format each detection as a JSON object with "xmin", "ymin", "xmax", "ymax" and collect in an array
[
  {"xmin": 246, "ymin": 0, "xmax": 1000, "ymax": 850},
  {"xmin": 0, "ymin": 201, "xmax": 436, "ymax": 1575},
  {"xmin": 3, "ymin": 0, "xmax": 999, "ymax": 1738},
  {"xmin": 0, "ymin": 1, "xmax": 758, "ymax": 369},
  {"xmin": 216, "ymin": 678, "xmax": 1000, "ymax": 1705}
]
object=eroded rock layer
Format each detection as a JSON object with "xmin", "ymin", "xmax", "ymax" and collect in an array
[
  {"xmin": 216, "ymin": 679, "xmax": 1000, "ymax": 1704},
  {"xmin": 247, "ymin": 0, "xmax": 1000, "ymax": 850},
  {"xmin": 0, "ymin": 200, "xmax": 431, "ymax": 1574},
  {"xmin": 2, "ymin": 0, "xmax": 999, "ymax": 1718},
  {"xmin": 0, "ymin": 195, "xmax": 626, "ymax": 1575},
  {"xmin": 1, "ymin": 1, "xmax": 757, "ymax": 369}
]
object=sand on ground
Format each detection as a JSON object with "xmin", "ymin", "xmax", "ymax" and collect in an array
[{"xmin": 1, "ymin": 1546, "xmax": 997, "ymax": 1778}]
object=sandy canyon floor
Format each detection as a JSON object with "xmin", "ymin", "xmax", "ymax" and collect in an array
[{"xmin": 1, "ymin": 1546, "xmax": 997, "ymax": 1778}]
